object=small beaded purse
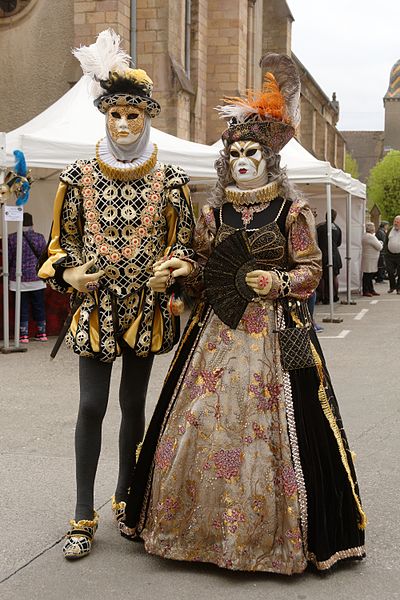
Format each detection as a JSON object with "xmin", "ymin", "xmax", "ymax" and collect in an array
[{"xmin": 274, "ymin": 299, "xmax": 314, "ymax": 371}]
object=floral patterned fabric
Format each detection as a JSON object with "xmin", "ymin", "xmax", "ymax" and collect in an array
[
  {"xmin": 140, "ymin": 197, "xmax": 321, "ymax": 573},
  {"xmin": 142, "ymin": 303, "xmax": 307, "ymax": 574},
  {"xmin": 124, "ymin": 195, "xmax": 365, "ymax": 572}
]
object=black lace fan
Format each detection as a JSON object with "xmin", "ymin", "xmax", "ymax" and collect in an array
[{"xmin": 204, "ymin": 229, "xmax": 257, "ymax": 329}]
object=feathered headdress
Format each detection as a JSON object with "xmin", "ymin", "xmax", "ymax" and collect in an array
[
  {"xmin": 216, "ymin": 53, "xmax": 300, "ymax": 153},
  {"xmin": 72, "ymin": 29, "xmax": 161, "ymax": 117}
]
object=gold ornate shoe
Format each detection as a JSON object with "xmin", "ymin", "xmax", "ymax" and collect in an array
[
  {"xmin": 111, "ymin": 495, "xmax": 126, "ymax": 524},
  {"xmin": 62, "ymin": 512, "xmax": 99, "ymax": 560}
]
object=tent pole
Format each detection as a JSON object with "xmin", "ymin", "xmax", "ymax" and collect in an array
[
  {"xmin": 1, "ymin": 200, "xmax": 10, "ymax": 351},
  {"xmin": 14, "ymin": 212, "xmax": 23, "ymax": 348},
  {"xmin": 0, "ymin": 132, "xmax": 27, "ymax": 354},
  {"xmin": 342, "ymin": 193, "xmax": 356, "ymax": 305},
  {"xmin": 322, "ymin": 183, "xmax": 342, "ymax": 323},
  {"xmin": 327, "ymin": 183, "xmax": 334, "ymax": 320}
]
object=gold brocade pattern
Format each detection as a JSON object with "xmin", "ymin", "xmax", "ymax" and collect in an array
[
  {"xmin": 225, "ymin": 181, "xmax": 280, "ymax": 206},
  {"xmin": 141, "ymin": 303, "xmax": 307, "ymax": 574},
  {"xmin": 40, "ymin": 160, "xmax": 194, "ymax": 362}
]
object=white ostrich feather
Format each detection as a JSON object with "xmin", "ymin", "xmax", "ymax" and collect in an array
[
  {"xmin": 215, "ymin": 103, "xmax": 259, "ymax": 123},
  {"xmin": 72, "ymin": 29, "xmax": 131, "ymax": 99}
]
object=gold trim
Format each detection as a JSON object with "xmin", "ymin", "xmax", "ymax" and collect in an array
[
  {"xmin": 95, "ymin": 142, "xmax": 158, "ymax": 181},
  {"xmin": 308, "ymin": 546, "xmax": 365, "ymax": 570},
  {"xmin": 225, "ymin": 181, "xmax": 280, "ymax": 206},
  {"xmin": 310, "ymin": 342, "xmax": 367, "ymax": 530},
  {"xmin": 282, "ymin": 370, "xmax": 309, "ymax": 557},
  {"xmin": 68, "ymin": 511, "xmax": 99, "ymax": 530}
]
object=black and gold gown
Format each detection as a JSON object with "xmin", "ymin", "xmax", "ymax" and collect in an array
[{"xmin": 122, "ymin": 193, "xmax": 366, "ymax": 573}]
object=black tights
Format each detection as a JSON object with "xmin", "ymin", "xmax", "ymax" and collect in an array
[{"xmin": 74, "ymin": 349, "xmax": 154, "ymax": 521}]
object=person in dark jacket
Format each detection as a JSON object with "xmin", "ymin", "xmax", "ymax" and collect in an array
[
  {"xmin": 316, "ymin": 209, "xmax": 342, "ymax": 303},
  {"xmin": 384, "ymin": 215, "xmax": 400, "ymax": 293},
  {"xmin": 375, "ymin": 221, "xmax": 388, "ymax": 283},
  {"xmin": 8, "ymin": 212, "xmax": 47, "ymax": 342}
]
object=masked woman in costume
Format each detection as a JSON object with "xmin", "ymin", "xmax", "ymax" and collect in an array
[
  {"xmin": 38, "ymin": 30, "xmax": 194, "ymax": 559},
  {"xmin": 120, "ymin": 53, "xmax": 366, "ymax": 574}
]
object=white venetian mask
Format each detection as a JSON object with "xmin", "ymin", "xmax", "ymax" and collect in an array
[{"xmin": 229, "ymin": 141, "xmax": 266, "ymax": 184}]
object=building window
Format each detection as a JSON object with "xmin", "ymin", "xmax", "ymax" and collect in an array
[{"xmin": 0, "ymin": 0, "xmax": 32, "ymax": 18}]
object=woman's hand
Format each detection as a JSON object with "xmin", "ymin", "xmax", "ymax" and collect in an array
[
  {"xmin": 245, "ymin": 270, "xmax": 273, "ymax": 296},
  {"xmin": 63, "ymin": 259, "xmax": 104, "ymax": 293},
  {"xmin": 148, "ymin": 257, "xmax": 193, "ymax": 293}
]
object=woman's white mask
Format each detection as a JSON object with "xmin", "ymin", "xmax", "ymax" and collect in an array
[
  {"xmin": 229, "ymin": 141, "xmax": 266, "ymax": 184},
  {"xmin": 106, "ymin": 106, "xmax": 145, "ymax": 145}
]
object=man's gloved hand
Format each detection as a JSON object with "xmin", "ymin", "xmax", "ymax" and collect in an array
[
  {"xmin": 148, "ymin": 257, "xmax": 193, "ymax": 293},
  {"xmin": 63, "ymin": 258, "xmax": 104, "ymax": 293}
]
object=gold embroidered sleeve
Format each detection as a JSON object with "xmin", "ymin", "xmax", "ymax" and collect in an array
[
  {"xmin": 285, "ymin": 201, "xmax": 322, "ymax": 299},
  {"xmin": 165, "ymin": 184, "xmax": 195, "ymax": 260},
  {"xmin": 268, "ymin": 200, "xmax": 322, "ymax": 300},
  {"xmin": 184, "ymin": 204, "xmax": 217, "ymax": 298},
  {"xmin": 37, "ymin": 181, "xmax": 84, "ymax": 292}
]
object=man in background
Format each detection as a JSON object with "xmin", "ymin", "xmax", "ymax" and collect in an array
[
  {"xmin": 316, "ymin": 209, "xmax": 342, "ymax": 303},
  {"xmin": 385, "ymin": 215, "xmax": 400, "ymax": 294},
  {"xmin": 375, "ymin": 221, "xmax": 388, "ymax": 283}
]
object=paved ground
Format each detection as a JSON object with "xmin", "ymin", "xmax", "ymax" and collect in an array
[{"xmin": 1, "ymin": 281, "xmax": 399, "ymax": 600}]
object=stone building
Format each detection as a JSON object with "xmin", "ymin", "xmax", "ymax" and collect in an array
[
  {"xmin": 342, "ymin": 58, "xmax": 400, "ymax": 183},
  {"xmin": 0, "ymin": 0, "xmax": 345, "ymax": 168}
]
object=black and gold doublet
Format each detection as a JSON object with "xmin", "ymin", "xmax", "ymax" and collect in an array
[{"xmin": 39, "ymin": 151, "xmax": 194, "ymax": 362}]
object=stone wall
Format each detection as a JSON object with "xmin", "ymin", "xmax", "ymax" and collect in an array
[
  {"xmin": 73, "ymin": 0, "xmax": 131, "ymax": 49},
  {"xmin": 1, "ymin": 0, "xmax": 347, "ymax": 174},
  {"xmin": 205, "ymin": 0, "xmax": 249, "ymax": 144},
  {"xmin": 0, "ymin": 0, "xmax": 75, "ymax": 132}
]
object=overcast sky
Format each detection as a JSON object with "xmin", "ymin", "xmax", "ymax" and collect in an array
[{"xmin": 288, "ymin": 0, "xmax": 399, "ymax": 131}]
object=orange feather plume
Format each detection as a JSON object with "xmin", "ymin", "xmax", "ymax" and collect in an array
[{"xmin": 223, "ymin": 72, "xmax": 287, "ymax": 122}]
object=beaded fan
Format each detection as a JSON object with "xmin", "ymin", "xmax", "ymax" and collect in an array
[{"xmin": 204, "ymin": 229, "xmax": 257, "ymax": 329}]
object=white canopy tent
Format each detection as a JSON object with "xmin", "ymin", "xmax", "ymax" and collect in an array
[{"xmin": 3, "ymin": 76, "xmax": 366, "ymax": 317}]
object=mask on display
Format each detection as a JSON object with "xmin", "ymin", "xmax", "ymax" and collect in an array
[
  {"xmin": 229, "ymin": 140, "xmax": 267, "ymax": 187},
  {"xmin": 106, "ymin": 106, "xmax": 145, "ymax": 145}
]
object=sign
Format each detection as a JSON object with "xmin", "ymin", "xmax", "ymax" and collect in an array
[{"xmin": 4, "ymin": 205, "xmax": 23, "ymax": 221}]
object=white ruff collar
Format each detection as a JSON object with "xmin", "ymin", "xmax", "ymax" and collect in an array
[{"xmin": 97, "ymin": 137, "xmax": 155, "ymax": 172}]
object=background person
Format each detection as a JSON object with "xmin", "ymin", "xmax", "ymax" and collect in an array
[
  {"xmin": 384, "ymin": 215, "xmax": 400, "ymax": 294},
  {"xmin": 8, "ymin": 212, "xmax": 47, "ymax": 342},
  {"xmin": 316, "ymin": 209, "xmax": 342, "ymax": 303},
  {"xmin": 361, "ymin": 222, "xmax": 383, "ymax": 297},
  {"xmin": 375, "ymin": 221, "xmax": 388, "ymax": 283}
]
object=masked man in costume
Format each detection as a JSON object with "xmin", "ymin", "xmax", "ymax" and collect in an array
[
  {"xmin": 38, "ymin": 30, "xmax": 194, "ymax": 559},
  {"xmin": 120, "ymin": 53, "xmax": 366, "ymax": 574}
]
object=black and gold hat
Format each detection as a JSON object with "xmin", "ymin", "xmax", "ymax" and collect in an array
[
  {"xmin": 73, "ymin": 29, "xmax": 160, "ymax": 118},
  {"xmin": 94, "ymin": 68, "xmax": 161, "ymax": 117},
  {"xmin": 217, "ymin": 53, "xmax": 300, "ymax": 153}
]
